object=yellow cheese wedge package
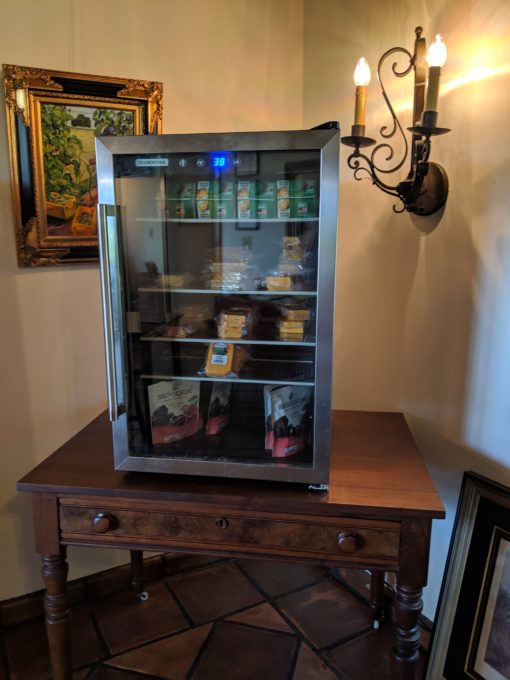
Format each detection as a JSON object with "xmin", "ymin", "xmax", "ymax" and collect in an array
[{"xmin": 204, "ymin": 342, "xmax": 234, "ymax": 377}]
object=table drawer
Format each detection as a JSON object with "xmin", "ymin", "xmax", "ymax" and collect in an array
[{"xmin": 59, "ymin": 501, "xmax": 400, "ymax": 563}]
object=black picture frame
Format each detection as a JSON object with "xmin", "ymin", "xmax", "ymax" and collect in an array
[{"xmin": 426, "ymin": 472, "xmax": 510, "ymax": 679}]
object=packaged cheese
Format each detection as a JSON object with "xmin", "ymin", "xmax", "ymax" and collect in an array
[
  {"xmin": 163, "ymin": 322, "xmax": 196, "ymax": 338},
  {"xmin": 217, "ymin": 323, "xmax": 244, "ymax": 339},
  {"xmin": 203, "ymin": 246, "xmax": 254, "ymax": 291},
  {"xmin": 279, "ymin": 320, "xmax": 304, "ymax": 333},
  {"xmin": 204, "ymin": 342, "xmax": 234, "ymax": 377},
  {"xmin": 218, "ymin": 308, "xmax": 249, "ymax": 327},
  {"xmin": 278, "ymin": 303, "xmax": 310, "ymax": 322},
  {"xmin": 265, "ymin": 275, "xmax": 292, "ymax": 291},
  {"xmin": 159, "ymin": 273, "xmax": 192, "ymax": 288}
]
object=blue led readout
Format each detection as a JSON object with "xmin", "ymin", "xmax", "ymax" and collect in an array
[{"xmin": 210, "ymin": 153, "xmax": 231, "ymax": 169}]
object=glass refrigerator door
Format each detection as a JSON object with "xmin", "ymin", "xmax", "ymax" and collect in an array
[{"xmin": 97, "ymin": 131, "xmax": 338, "ymax": 483}]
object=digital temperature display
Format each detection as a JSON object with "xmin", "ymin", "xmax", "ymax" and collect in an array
[{"xmin": 210, "ymin": 153, "xmax": 232, "ymax": 170}]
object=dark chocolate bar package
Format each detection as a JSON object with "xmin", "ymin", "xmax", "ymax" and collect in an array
[
  {"xmin": 206, "ymin": 383, "xmax": 232, "ymax": 435},
  {"xmin": 271, "ymin": 385, "xmax": 312, "ymax": 457},
  {"xmin": 264, "ymin": 385, "xmax": 276, "ymax": 451},
  {"xmin": 148, "ymin": 380, "xmax": 201, "ymax": 444}
]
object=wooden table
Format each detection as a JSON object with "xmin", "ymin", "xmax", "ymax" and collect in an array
[{"xmin": 18, "ymin": 410, "xmax": 444, "ymax": 679}]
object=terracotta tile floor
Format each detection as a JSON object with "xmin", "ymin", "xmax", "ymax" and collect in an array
[{"xmin": 2, "ymin": 557, "xmax": 428, "ymax": 679}]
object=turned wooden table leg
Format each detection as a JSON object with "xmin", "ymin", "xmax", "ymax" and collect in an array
[
  {"xmin": 393, "ymin": 583, "xmax": 422, "ymax": 667},
  {"xmin": 391, "ymin": 518, "xmax": 431, "ymax": 679},
  {"xmin": 369, "ymin": 570, "xmax": 385, "ymax": 629},
  {"xmin": 130, "ymin": 550, "xmax": 149, "ymax": 600},
  {"xmin": 42, "ymin": 549, "xmax": 72, "ymax": 680}
]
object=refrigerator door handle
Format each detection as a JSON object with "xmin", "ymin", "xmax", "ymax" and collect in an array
[{"xmin": 97, "ymin": 203, "xmax": 122, "ymax": 422}]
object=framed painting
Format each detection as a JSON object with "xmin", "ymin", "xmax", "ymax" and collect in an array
[
  {"xmin": 3, "ymin": 65, "xmax": 163, "ymax": 266},
  {"xmin": 426, "ymin": 472, "xmax": 510, "ymax": 680}
]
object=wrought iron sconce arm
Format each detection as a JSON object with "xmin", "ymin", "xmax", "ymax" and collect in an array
[{"xmin": 341, "ymin": 27, "xmax": 450, "ymax": 216}]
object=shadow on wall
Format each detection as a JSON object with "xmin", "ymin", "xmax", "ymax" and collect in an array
[
  {"xmin": 407, "ymin": 411, "xmax": 510, "ymax": 616},
  {"xmin": 334, "ymin": 183, "xmax": 421, "ymax": 409},
  {"xmin": 399, "ymin": 84, "xmax": 477, "ymax": 440},
  {"xmin": 463, "ymin": 160, "xmax": 510, "ymax": 464}
]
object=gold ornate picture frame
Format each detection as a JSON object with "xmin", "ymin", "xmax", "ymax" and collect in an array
[{"xmin": 3, "ymin": 65, "xmax": 163, "ymax": 266}]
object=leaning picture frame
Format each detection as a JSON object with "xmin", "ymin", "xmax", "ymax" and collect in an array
[
  {"xmin": 426, "ymin": 472, "xmax": 510, "ymax": 680},
  {"xmin": 3, "ymin": 64, "xmax": 163, "ymax": 266}
]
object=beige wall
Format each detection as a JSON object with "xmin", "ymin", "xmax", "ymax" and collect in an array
[
  {"xmin": 0, "ymin": 0, "xmax": 304, "ymax": 600},
  {"xmin": 304, "ymin": 0, "xmax": 510, "ymax": 618}
]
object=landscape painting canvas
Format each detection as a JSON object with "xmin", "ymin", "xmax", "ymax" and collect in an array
[{"xmin": 35, "ymin": 98, "xmax": 138, "ymax": 241}]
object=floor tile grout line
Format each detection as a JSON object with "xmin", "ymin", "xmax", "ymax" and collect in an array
[
  {"xmin": 186, "ymin": 620, "xmax": 217, "ymax": 679},
  {"xmin": 164, "ymin": 556, "xmax": 230, "ymax": 581},
  {"xmin": 234, "ymin": 562, "xmax": 345, "ymax": 678},
  {"xmin": 163, "ymin": 556, "xmax": 229, "ymax": 578},
  {"xmin": 164, "ymin": 560, "xmax": 265, "ymax": 626},
  {"xmin": 321, "ymin": 624, "xmax": 378, "ymax": 652},
  {"xmin": 101, "ymin": 621, "xmax": 192, "ymax": 662},
  {"xmin": 86, "ymin": 598, "xmax": 116, "ymax": 661},
  {"xmin": 216, "ymin": 616, "xmax": 295, "ymax": 637},
  {"xmin": 6, "ymin": 560, "xmax": 398, "ymax": 680},
  {"xmin": 235, "ymin": 561, "xmax": 322, "ymax": 635},
  {"xmin": 161, "ymin": 580, "xmax": 195, "ymax": 627},
  {"xmin": 235, "ymin": 559, "xmax": 326, "ymax": 600},
  {"xmin": 287, "ymin": 638, "xmax": 302, "ymax": 680}
]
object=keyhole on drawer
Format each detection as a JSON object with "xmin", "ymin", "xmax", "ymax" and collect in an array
[{"xmin": 215, "ymin": 517, "xmax": 229, "ymax": 530}]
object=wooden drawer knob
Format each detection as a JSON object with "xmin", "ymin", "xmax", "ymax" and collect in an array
[
  {"xmin": 337, "ymin": 531, "xmax": 360, "ymax": 554},
  {"xmin": 215, "ymin": 517, "xmax": 229, "ymax": 530},
  {"xmin": 92, "ymin": 512, "xmax": 115, "ymax": 533}
]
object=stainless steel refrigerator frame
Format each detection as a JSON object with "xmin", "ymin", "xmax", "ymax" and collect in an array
[{"xmin": 96, "ymin": 128, "xmax": 339, "ymax": 484}]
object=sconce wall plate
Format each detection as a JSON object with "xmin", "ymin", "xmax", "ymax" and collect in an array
[{"xmin": 341, "ymin": 27, "xmax": 450, "ymax": 216}]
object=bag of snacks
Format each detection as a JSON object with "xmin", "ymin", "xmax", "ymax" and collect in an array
[
  {"xmin": 264, "ymin": 385, "xmax": 276, "ymax": 451},
  {"xmin": 148, "ymin": 380, "xmax": 202, "ymax": 444},
  {"xmin": 206, "ymin": 383, "xmax": 232, "ymax": 435},
  {"xmin": 271, "ymin": 385, "xmax": 312, "ymax": 457}
]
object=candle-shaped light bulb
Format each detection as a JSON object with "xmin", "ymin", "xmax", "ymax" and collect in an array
[
  {"xmin": 353, "ymin": 57, "xmax": 371, "ymax": 127},
  {"xmin": 425, "ymin": 34, "xmax": 447, "ymax": 112},
  {"xmin": 354, "ymin": 57, "xmax": 371, "ymax": 87},
  {"xmin": 426, "ymin": 34, "xmax": 447, "ymax": 68}
]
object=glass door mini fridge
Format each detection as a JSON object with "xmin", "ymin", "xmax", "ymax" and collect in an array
[{"xmin": 96, "ymin": 126, "xmax": 339, "ymax": 485}]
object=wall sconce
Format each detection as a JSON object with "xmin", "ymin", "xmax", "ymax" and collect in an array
[{"xmin": 341, "ymin": 27, "xmax": 450, "ymax": 216}]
